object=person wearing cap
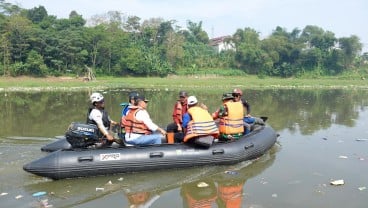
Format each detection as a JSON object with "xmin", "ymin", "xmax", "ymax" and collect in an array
[
  {"xmin": 87, "ymin": 92, "xmax": 118, "ymax": 144},
  {"xmin": 232, "ymin": 88, "xmax": 255, "ymax": 134},
  {"xmin": 232, "ymin": 88, "xmax": 251, "ymax": 117},
  {"xmin": 122, "ymin": 95, "xmax": 166, "ymax": 145},
  {"xmin": 212, "ymin": 93, "xmax": 244, "ymax": 140},
  {"xmin": 119, "ymin": 91, "xmax": 140, "ymax": 139},
  {"xmin": 121, "ymin": 91, "xmax": 140, "ymax": 117},
  {"xmin": 182, "ymin": 96, "xmax": 219, "ymax": 143},
  {"xmin": 166, "ymin": 91, "xmax": 188, "ymax": 143}
]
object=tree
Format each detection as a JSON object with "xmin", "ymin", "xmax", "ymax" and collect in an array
[
  {"xmin": 26, "ymin": 6, "xmax": 47, "ymax": 23},
  {"xmin": 186, "ymin": 20, "xmax": 209, "ymax": 44},
  {"xmin": 339, "ymin": 35, "xmax": 362, "ymax": 69},
  {"xmin": 25, "ymin": 50, "xmax": 47, "ymax": 76}
]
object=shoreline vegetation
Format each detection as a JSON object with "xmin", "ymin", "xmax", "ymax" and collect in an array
[{"xmin": 1, "ymin": 75, "xmax": 368, "ymax": 92}]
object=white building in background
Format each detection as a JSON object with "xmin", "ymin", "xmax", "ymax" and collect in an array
[{"xmin": 209, "ymin": 36, "xmax": 235, "ymax": 53}]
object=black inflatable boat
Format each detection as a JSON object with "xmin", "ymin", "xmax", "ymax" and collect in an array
[{"xmin": 23, "ymin": 125, "xmax": 277, "ymax": 180}]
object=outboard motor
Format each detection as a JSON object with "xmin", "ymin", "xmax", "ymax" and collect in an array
[{"xmin": 65, "ymin": 122, "xmax": 99, "ymax": 148}]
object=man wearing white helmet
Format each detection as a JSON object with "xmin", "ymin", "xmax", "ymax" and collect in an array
[
  {"xmin": 181, "ymin": 96, "xmax": 219, "ymax": 143},
  {"xmin": 87, "ymin": 92, "xmax": 118, "ymax": 144}
]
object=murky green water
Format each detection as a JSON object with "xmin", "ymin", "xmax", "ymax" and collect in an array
[{"xmin": 1, "ymin": 89, "xmax": 368, "ymax": 207}]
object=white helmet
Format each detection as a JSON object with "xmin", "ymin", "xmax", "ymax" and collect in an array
[
  {"xmin": 90, "ymin": 92, "xmax": 104, "ymax": 104},
  {"xmin": 187, "ymin": 96, "xmax": 198, "ymax": 105}
]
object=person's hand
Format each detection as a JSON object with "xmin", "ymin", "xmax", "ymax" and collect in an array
[
  {"xmin": 159, "ymin": 128, "xmax": 166, "ymax": 136},
  {"xmin": 177, "ymin": 124, "xmax": 182, "ymax": 132},
  {"xmin": 105, "ymin": 134, "xmax": 114, "ymax": 141}
]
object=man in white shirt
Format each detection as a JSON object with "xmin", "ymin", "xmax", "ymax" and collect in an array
[
  {"xmin": 87, "ymin": 92, "xmax": 118, "ymax": 143},
  {"xmin": 124, "ymin": 95, "xmax": 166, "ymax": 145}
]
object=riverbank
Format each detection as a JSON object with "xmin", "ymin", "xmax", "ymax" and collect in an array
[{"xmin": 1, "ymin": 75, "xmax": 368, "ymax": 91}]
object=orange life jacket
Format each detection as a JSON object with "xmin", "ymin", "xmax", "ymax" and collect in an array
[
  {"xmin": 184, "ymin": 106, "xmax": 219, "ymax": 142},
  {"xmin": 184, "ymin": 192, "xmax": 217, "ymax": 208},
  {"xmin": 172, "ymin": 100, "xmax": 188, "ymax": 124},
  {"xmin": 121, "ymin": 107, "xmax": 151, "ymax": 135},
  {"xmin": 219, "ymin": 101, "xmax": 244, "ymax": 134},
  {"xmin": 218, "ymin": 183, "xmax": 244, "ymax": 208}
]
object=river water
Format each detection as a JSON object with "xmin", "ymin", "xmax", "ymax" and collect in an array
[{"xmin": 0, "ymin": 89, "xmax": 367, "ymax": 208}]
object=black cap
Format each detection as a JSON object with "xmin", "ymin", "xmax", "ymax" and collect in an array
[
  {"xmin": 128, "ymin": 91, "xmax": 139, "ymax": 100},
  {"xmin": 135, "ymin": 95, "xmax": 149, "ymax": 102},
  {"xmin": 222, "ymin": 92, "xmax": 234, "ymax": 100},
  {"xmin": 179, "ymin": 91, "xmax": 188, "ymax": 97}
]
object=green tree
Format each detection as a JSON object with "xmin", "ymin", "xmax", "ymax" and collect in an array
[
  {"xmin": 25, "ymin": 49, "xmax": 47, "ymax": 76},
  {"xmin": 339, "ymin": 35, "xmax": 362, "ymax": 69},
  {"xmin": 26, "ymin": 6, "xmax": 47, "ymax": 24}
]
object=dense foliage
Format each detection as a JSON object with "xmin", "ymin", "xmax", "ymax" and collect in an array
[{"xmin": 0, "ymin": 1, "xmax": 367, "ymax": 77}]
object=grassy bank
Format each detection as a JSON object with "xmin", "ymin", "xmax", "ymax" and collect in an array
[{"xmin": 1, "ymin": 75, "xmax": 368, "ymax": 92}]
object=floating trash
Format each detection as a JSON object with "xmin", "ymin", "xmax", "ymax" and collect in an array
[
  {"xmin": 117, "ymin": 177, "xmax": 124, "ymax": 181},
  {"xmin": 15, "ymin": 195, "xmax": 23, "ymax": 199},
  {"xmin": 322, "ymin": 137, "xmax": 328, "ymax": 140},
  {"xmin": 356, "ymin": 139, "xmax": 368, "ymax": 141},
  {"xmin": 106, "ymin": 180, "xmax": 113, "ymax": 185},
  {"xmin": 224, "ymin": 170, "xmax": 238, "ymax": 175},
  {"xmin": 95, "ymin": 187, "xmax": 104, "ymax": 191},
  {"xmin": 271, "ymin": 193, "xmax": 278, "ymax": 198},
  {"xmin": 197, "ymin": 182, "xmax": 209, "ymax": 188},
  {"xmin": 338, "ymin": 156, "xmax": 348, "ymax": 159},
  {"xmin": 0, "ymin": 192, "xmax": 8, "ymax": 196},
  {"xmin": 358, "ymin": 187, "xmax": 366, "ymax": 191},
  {"xmin": 39, "ymin": 199, "xmax": 53, "ymax": 208},
  {"xmin": 330, "ymin": 179, "xmax": 344, "ymax": 186},
  {"xmin": 32, "ymin": 191, "xmax": 47, "ymax": 197}
]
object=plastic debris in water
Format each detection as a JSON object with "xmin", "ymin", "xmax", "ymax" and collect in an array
[
  {"xmin": 15, "ymin": 195, "xmax": 23, "ymax": 199},
  {"xmin": 224, "ymin": 170, "xmax": 238, "ymax": 175},
  {"xmin": 271, "ymin": 193, "xmax": 278, "ymax": 198},
  {"xmin": 39, "ymin": 199, "xmax": 53, "ymax": 208},
  {"xmin": 32, "ymin": 191, "xmax": 47, "ymax": 197},
  {"xmin": 0, "ymin": 192, "xmax": 8, "ymax": 196},
  {"xmin": 330, "ymin": 179, "xmax": 344, "ymax": 186},
  {"xmin": 106, "ymin": 180, "xmax": 113, "ymax": 185},
  {"xmin": 95, "ymin": 187, "xmax": 105, "ymax": 191},
  {"xmin": 322, "ymin": 137, "xmax": 328, "ymax": 140},
  {"xmin": 197, "ymin": 182, "xmax": 209, "ymax": 188},
  {"xmin": 117, "ymin": 177, "xmax": 124, "ymax": 181},
  {"xmin": 356, "ymin": 139, "xmax": 368, "ymax": 141},
  {"xmin": 338, "ymin": 156, "xmax": 348, "ymax": 159},
  {"xmin": 358, "ymin": 187, "xmax": 366, "ymax": 191}
]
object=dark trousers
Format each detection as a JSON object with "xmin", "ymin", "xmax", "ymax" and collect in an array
[{"xmin": 166, "ymin": 122, "xmax": 184, "ymax": 142}]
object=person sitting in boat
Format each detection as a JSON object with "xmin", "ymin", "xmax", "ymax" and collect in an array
[
  {"xmin": 182, "ymin": 96, "xmax": 219, "ymax": 143},
  {"xmin": 87, "ymin": 92, "xmax": 118, "ymax": 145},
  {"xmin": 120, "ymin": 91, "xmax": 140, "ymax": 138},
  {"xmin": 121, "ymin": 91, "xmax": 140, "ymax": 117},
  {"xmin": 166, "ymin": 91, "xmax": 188, "ymax": 143},
  {"xmin": 233, "ymin": 88, "xmax": 265, "ymax": 130},
  {"xmin": 122, "ymin": 95, "xmax": 166, "ymax": 145},
  {"xmin": 212, "ymin": 93, "xmax": 244, "ymax": 141},
  {"xmin": 232, "ymin": 88, "xmax": 254, "ymax": 134}
]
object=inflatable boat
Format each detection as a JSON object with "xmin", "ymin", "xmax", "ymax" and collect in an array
[
  {"xmin": 24, "ymin": 147, "xmax": 277, "ymax": 207},
  {"xmin": 23, "ymin": 125, "xmax": 277, "ymax": 180}
]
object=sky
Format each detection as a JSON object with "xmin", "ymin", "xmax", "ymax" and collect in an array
[{"xmin": 7, "ymin": 0, "xmax": 368, "ymax": 52}]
